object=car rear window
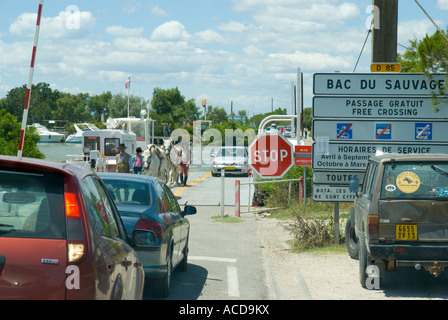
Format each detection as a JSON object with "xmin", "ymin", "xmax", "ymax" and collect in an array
[
  {"xmin": 381, "ymin": 161, "xmax": 448, "ymax": 199},
  {"xmin": 0, "ymin": 169, "xmax": 65, "ymax": 239},
  {"xmin": 102, "ymin": 180, "xmax": 151, "ymax": 206}
]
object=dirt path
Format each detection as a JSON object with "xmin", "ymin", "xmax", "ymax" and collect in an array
[{"xmin": 256, "ymin": 215, "xmax": 446, "ymax": 300}]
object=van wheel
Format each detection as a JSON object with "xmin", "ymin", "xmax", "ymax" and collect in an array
[
  {"xmin": 345, "ymin": 216, "xmax": 358, "ymax": 260},
  {"xmin": 358, "ymin": 232, "xmax": 376, "ymax": 289}
]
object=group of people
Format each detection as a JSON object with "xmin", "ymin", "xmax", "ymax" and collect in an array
[{"xmin": 115, "ymin": 142, "xmax": 191, "ymax": 187}]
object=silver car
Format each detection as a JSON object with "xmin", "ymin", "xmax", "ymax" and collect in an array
[{"xmin": 211, "ymin": 146, "xmax": 249, "ymax": 177}]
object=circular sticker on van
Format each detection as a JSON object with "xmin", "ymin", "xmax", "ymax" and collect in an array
[
  {"xmin": 396, "ymin": 171, "xmax": 420, "ymax": 193},
  {"xmin": 385, "ymin": 184, "xmax": 396, "ymax": 192}
]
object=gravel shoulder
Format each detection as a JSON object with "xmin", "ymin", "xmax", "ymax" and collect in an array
[{"xmin": 255, "ymin": 214, "xmax": 448, "ymax": 300}]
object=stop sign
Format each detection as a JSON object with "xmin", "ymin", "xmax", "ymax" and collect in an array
[{"xmin": 249, "ymin": 134, "xmax": 293, "ymax": 178}]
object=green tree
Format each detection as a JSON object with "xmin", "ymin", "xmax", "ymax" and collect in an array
[
  {"xmin": 0, "ymin": 109, "xmax": 44, "ymax": 158},
  {"xmin": 0, "ymin": 83, "xmax": 60, "ymax": 124},
  {"xmin": 397, "ymin": 39, "xmax": 424, "ymax": 73},
  {"xmin": 397, "ymin": 29, "xmax": 448, "ymax": 111},
  {"xmin": 206, "ymin": 105, "xmax": 228, "ymax": 123},
  {"xmin": 53, "ymin": 93, "xmax": 90, "ymax": 123},
  {"xmin": 88, "ymin": 92, "xmax": 112, "ymax": 121},
  {"xmin": 302, "ymin": 107, "xmax": 312, "ymax": 133},
  {"xmin": 108, "ymin": 93, "xmax": 145, "ymax": 118},
  {"xmin": 418, "ymin": 30, "xmax": 448, "ymax": 73},
  {"xmin": 151, "ymin": 87, "xmax": 200, "ymax": 123}
]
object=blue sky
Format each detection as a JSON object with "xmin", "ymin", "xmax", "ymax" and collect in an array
[{"xmin": 0, "ymin": 0, "xmax": 447, "ymax": 117}]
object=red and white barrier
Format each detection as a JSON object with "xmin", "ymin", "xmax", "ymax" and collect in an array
[
  {"xmin": 18, "ymin": 0, "xmax": 44, "ymax": 158},
  {"xmin": 235, "ymin": 180, "xmax": 240, "ymax": 217}
]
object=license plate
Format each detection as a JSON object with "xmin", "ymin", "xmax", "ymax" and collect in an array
[
  {"xmin": 396, "ymin": 224, "xmax": 417, "ymax": 240},
  {"xmin": 225, "ymin": 167, "xmax": 235, "ymax": 170}
]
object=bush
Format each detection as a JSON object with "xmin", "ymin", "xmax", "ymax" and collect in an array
[
  {"xmin": 258, "ymin": 166, "xmax": 312, "ymax": 208},
  {"xmin": 283, "ymin": 201, "xmax": 346, "ymax": 252}
]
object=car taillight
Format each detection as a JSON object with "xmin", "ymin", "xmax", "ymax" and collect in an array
[
  {"xmin": 135, "ymin": 218, "xmax": 163, "ymax": 238},
  {"xmin": 368, "ymin": 215, "xmax": 380, "ymax": 235},
  {"xmin": 64, "ymin": 177, "xmax": 87, "ymax": 263}
]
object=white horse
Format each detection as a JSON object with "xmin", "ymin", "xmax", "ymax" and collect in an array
[
  {"xmin": 142, "ymin": 144, "xmax": 168, "ymax": 183},
  {"xmin": 162, "ymin": 138, "xmax": 181, "ymax": 186},
  {"xmin": 162, "ymin": 138, "xmax": 181, "ymax": 185}
]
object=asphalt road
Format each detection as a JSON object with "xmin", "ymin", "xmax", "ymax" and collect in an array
[{"xmin": 143, "ymin": 168, "xmax": 270, "ymax": 300}]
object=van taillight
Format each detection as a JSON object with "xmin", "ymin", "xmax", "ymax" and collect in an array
[
  {"xmin": 64, "ymin": 177, "xmax": 86, "ymax": 263},
  {"xmin": 135, "ymin": 218, "xmax": 163, "ymax": 238},
  {"xmin": 368, "ymin": 215, "xmax": 380, "ymax": 235}
]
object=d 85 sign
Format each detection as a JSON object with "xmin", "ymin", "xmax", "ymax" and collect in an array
[{"xmin": 249, "ymin": 134, "xmax": 293, "ymax": 178}]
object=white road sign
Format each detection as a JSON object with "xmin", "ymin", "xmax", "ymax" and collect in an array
[
  {"xmin": 312, "ymin": 142, "xmax": 448, "ymax": 171},
  {"xmin": 312, "ymin": 96, "xmax": 448, "ymax": 119},
  {"xmin": 312, "ymin": 171, "xmax": 365, "ymax": 185},
  {"xmin": 313, "ymin": 73, "xmax": 446, "ymax": 96},
  {"xmin": 312, "ymin": 185, "xmax": 356, "ymax": 202},
  {"xmin": 313, "ymin": 120, "xmax": 448, "ymax": 143}
]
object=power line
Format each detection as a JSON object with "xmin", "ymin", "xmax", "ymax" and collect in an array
[
  {"xmin": 353, "ymin": 28, "xmax": 372, "ymax": 73},
  {"xmin": 414, "ymin": 0, "xmax": 448, "ymax": 44}
]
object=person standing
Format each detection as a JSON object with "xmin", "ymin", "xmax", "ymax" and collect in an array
[
  {"xmin": 130, "ymin": 147, "xmax": 144, "ymax": 174},
  {"xmin": 179, "ymin": 140, "xmax": 191, "ymax": 186},
  {"xmin": 116, "ymin": 143, "xmax": 131, "ymax": 173}
]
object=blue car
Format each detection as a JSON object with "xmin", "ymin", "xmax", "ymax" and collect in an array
[{"xmin": 98, "ymin": 173, "xmax": 196, "ymax": 297}]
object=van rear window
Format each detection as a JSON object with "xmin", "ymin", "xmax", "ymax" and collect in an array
[
  {"xmin": 381, "ymin": 161, "xmax": 448, "ymax": 199},
  {"xmin": 0, "ymin": 169, "xmax": 65, "ymax": 239}
]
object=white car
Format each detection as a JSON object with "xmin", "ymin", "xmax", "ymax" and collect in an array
[{"xmin": 211, "ymin": 146, "xmax": 249, "ymax": 177}]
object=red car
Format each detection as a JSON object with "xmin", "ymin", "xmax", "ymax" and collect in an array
[{"xmin": 0, "ymin": 156, "xmax": 146, "ymax": 300}]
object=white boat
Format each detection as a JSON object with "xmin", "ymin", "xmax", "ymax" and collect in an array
[
  {"xmin": 65, "ymin": 123, "xmax": 100, "ymax": 143},
  {"xmin": 66, "ymin": 129, "xmax": 137, "ymax": 172},
  {"xmin": 106, "ymin": 115, "xmax": 156, "ymax": 150},
  {"xmin": 31, "ymin": 123, "xmax": 64, "ymax": 143}
]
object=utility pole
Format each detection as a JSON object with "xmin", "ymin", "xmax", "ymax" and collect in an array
[{"xmin": 371, "ymin": 0, "xmax": 398, "ymax": 63}]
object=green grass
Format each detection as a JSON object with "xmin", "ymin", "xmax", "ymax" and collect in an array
[
  {"xmin": 211, "ymin": 214, "xmax": 243, "ymax": 223},
  {"xmin": 286, "ymin": 239, "xmax": 348, "ymax": 255}
]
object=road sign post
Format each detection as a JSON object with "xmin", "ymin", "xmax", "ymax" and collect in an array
[
  {"xmin": 249, "ymin": 134, "xmax": 293, "ymax": 179},
  {"xmin": 312, "ymin": 72, "xmax": 448, "ymax": 202}
]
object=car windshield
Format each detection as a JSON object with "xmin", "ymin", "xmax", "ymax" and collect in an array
[
  {"xmin": 381, "ymin": 161, "xmax": 448, "ymax": 200},
  {"xmin": 102, "ymin": 180, "xmax": 151, "ymax": 206},
  {"xmin": 218, "ymin": 148, "xmax": 247, "ymax": 158},
  {"xmin": 0, "ymin": 169, "xmax": 65, "ymax": 239}
]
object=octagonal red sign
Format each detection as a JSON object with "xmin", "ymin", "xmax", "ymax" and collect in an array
[{"xmin": 249, "ymin": 134, "xmax": 293, "ymax": 178}]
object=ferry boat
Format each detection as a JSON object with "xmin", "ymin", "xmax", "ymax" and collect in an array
[
  {"xmin": 106, "ymin": 115, "xmax": 156, "ymax": 150},
  {"xmin": 65, "ymin": 113, "xmax": 156, "ymax": 171},
  {"xmin": 66, "ymin": 129, "xmax": 137, "ymax": 172},
  {"xmin": 65, "ymin": 123, "xmax": 100, "ymax": 143}
]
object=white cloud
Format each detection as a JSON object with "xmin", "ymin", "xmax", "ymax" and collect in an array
[
  {"xmin": 152, "ymin": 6, "xmax": 168, "ymax": 16},
  {"xmin": 398, "ymin": 19, "xmax": 440, "ymax": 48},
  {"xmin": 106, "ymin": 26, "xmax": 144, "ymax": 37},
  {"xmin": 194, "ymin": 29, "xmax": 225, "ymax": 44},
  {"xmin": 150, "ymin": 21, "xmax": 191, "ymax": 41},
  {"xmin": 438, "ymin": 0, "xmax": 448, "ymax": 10},
  {"xmin": 9, "ymin": 10, "xmax": 96, "ymax": 40},
  {"xmin": 217, "ymin": 21, "xmax": 256, "ymax": 33}
]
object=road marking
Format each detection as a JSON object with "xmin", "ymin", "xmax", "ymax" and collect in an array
[
  {"xmin": 189, "ymin": 255, "xmax": 240, "ymax": 297},
  {"xmin": 173, "ymin": 172, "xmax": 211, "ymax": 197},
  {"xmin": 227, "ymin": 266, "xmax": 240, "ymax": 297},
  {"xmin": 189, "ymin": 256, "xmax": 237, "ymax": 263}
]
